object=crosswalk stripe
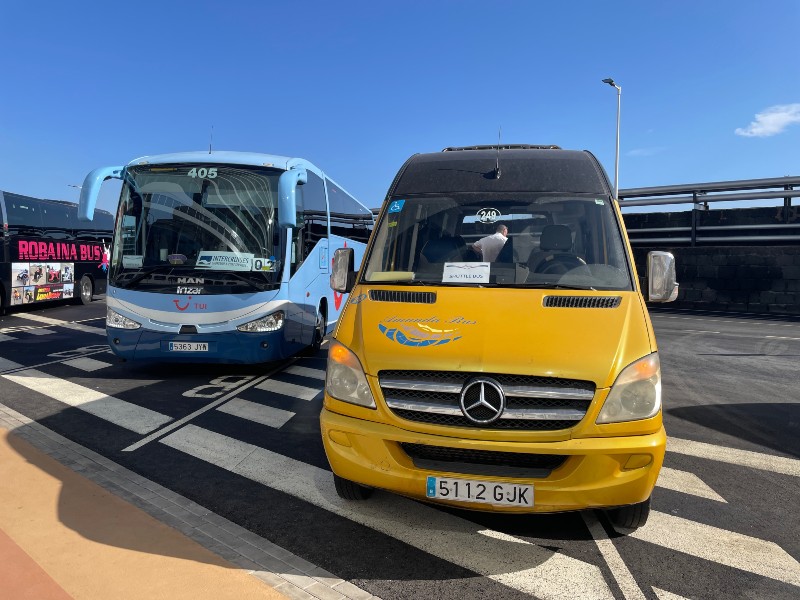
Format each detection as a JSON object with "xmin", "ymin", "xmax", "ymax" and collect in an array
[
  {"xmin": 2, "ymin": 369, "xmax": 172, "ymax": 435},
  {"xmin": 160, "ymin": 424, "xmax": 616, "ymax": 600},
  {"xmin": 668, "ymin": 437, "xmax": 800, "ymax": 477},
  {"xmin": 653, "ymin": 588, "xmax": 692, "ymax": 600},
  {"xmin": 62, "ymin": 357, "xmax": 112, "ymax": 372},
  {"xmin": 631, "ymin": 511, "xmax": 800, "ymax": 586},
  {"xmin": 0, "ymin": 334, "xmax": 18, "ymax": 342},
  {"xmin": 217, "ymin": 398, "xmax": 295, "ymax": 429},
  {"xmin": 255, "ymin": 379, "xmax": 321, "ymax": 401},
  {"xmin": 284, "ymin": 365, "xmax": 326, "ymax": 381},
  {"xmin": 656, "ymin": 467, "xmax": 726, "ymax": 502}
]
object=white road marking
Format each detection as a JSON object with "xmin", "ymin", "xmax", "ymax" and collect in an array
[
  {"xmin": 255, "ymin": 379, "xmax": 321, "ymax": 401},
  {"xmin": 25, "ymin": 328, "xmax": 56, "ymax": 336},
  {"xmin": 0, "ymin": 334, "xmax": 17, "ymax": 343},
  {"xmin": 765, "ymin": 335, "xmax": 800, "ymax": 341},
  {"xmin": 217, "ymin": 398, "xmax": 295, "ymax": 429},
  {"xmin": 653, "ymin": 314, "xmax": 800, "ymax": 330},
  {"xmin": 2, "ymin": 369, "xmax": 172, "ymax": 434},
  {"xmin": 653, "ymin": 588, "xmax": 692, "ymax": 600},
  {"xmin": 656, "ymin": 467, "xmax": 726, "ymax": 503},
  {"xmin": 161, "ymin": 425, "xmax": 616, "ymax": 600},
  {"xmin": 583, "ymin": 512, "xmax": 646, "ymax": 600},
  {"xmin": 284, "ymin": 365, "xmax": 326, "ymax": 381},
  {"xmin": 632, "ymin": 511, "xmax": 800, "ymax": 587},
  {"xmin": 677, "ymin": 329, "xmax": 720, "ymax": 334},
  {"xmin": 62, "ymin": 357, "xmax": 112, "ymax": 372},
  {"xmin": 668, "ymin": 437, "xmax": 800, "ymax": 477},
  {"xmin": 123, "ymin": 367, "xmax": 286, "ymax": 452},
  {"xmin": 13, "ymin": 313, "xmax": 106, "ymax": 335},
  {"xmin": 0, "ymin": 358, "xmax": 24, "ymax": 371}
]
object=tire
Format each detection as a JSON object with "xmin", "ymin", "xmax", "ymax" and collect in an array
[
  {"xmin": 333, "ymin": 474, "xmax": 373, "ymax": 501},
  {"xmin": 305, "ymin": 305, "xmax": 326, "ymax": 356},
  {"xmin": 77, "ymin": 275, "xmax": 93, "ymax": 305},
  {"xmin": 606, "ymin": 497, "xmax": 651, "ymax": 531}
]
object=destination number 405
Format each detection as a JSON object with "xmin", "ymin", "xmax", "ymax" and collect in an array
[{"xmin": 187, "ymin": 167, "xmax": 218, "ymax": 179}]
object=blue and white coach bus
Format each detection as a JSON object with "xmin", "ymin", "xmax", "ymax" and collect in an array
[{"xmin": 78, "ymin": 151, "xmax": 373, "ymax": 363}]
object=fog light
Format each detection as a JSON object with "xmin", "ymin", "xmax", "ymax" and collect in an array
[{"xmin": 624, "ymin": 454, "xmax": 653, "ymax": 470}]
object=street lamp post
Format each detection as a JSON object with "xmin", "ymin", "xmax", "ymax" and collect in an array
[{"xmin": 602, "ymin": 78, "xmax": 621, "ymax": 200}]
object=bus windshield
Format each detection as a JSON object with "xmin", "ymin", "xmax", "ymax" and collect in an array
[
  {"xmin": 110, "ymin": 164, "xmax": 282, "ymax": 289},
  {"xmin": 364, "ymin": 194, "xmax": 633, "ymax": 290}
]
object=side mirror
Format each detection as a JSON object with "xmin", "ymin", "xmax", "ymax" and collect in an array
[
  {"xmin": 647, "ymin": 251, "xmax": 679, "ymax": 302},
  {"xmin": 330, "ymin": 248, "xmax": 356, "ymax": 293},
  {"xmin": 278, "ymin": 167, "xmax": 307, "ymax": 228},
  {"xmin": 78, "ymin": 167, "xmax": 123, "ymax": 221}
]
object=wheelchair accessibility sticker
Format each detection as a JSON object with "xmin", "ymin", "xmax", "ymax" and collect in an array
[{"xmin": 388, "ymin": 200, "xmax": 406, "ymax": 213}]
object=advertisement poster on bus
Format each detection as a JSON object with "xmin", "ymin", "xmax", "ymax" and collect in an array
[{"xmin": 11, "ymin": 262, "xmax": 75, "ymax": 304}]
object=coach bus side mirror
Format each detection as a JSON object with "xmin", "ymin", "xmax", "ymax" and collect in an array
[
  {"xmin": 647, "ymin": 251, "xmax": 679, "ymax": 302},
  {"xmin": 78, "ymin": 166, "xmax": 123, "ymax": 221},
  {"xmin": 331, "ymin": 248, "xmax": 356, "ymax": 293},
  {"xmin": 278, "ymin": 167, "xmax": 307, "ymax": 228}
]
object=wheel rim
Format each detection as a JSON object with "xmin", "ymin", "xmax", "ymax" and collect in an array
[
  {"xmin": 315, "ymin": 312, "xmax": 325, "ymax": 343},
  {"xmin": 81, "ymin": 279, "xmax": 91, "ymax": 301}
]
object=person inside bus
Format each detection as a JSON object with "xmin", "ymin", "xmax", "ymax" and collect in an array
[{"xmin": 472, "ymin": 223, "xmax": 508, "ymax": 262}]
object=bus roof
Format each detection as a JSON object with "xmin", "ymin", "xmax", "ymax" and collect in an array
[
  {"xmin": 126, "ymin": 150, "xmax": 324, "ymax": 179},
  {"xmin": 388, "ymin": 147, "xmax": 611, "ymax": 197}
]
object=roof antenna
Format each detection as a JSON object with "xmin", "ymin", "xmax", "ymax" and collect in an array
[
  {"xmin": 208, "ymin": 125, "xmax": 214, "ymax": 154},
  {"xmin": 495, "ymin": 126, "xmax": 502, "ymax": 179}
]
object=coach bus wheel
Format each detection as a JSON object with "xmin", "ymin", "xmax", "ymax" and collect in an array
[
  {"xmin": 333, "ymin": 474, "xmax": 373, "ymax": 501},
  {"xmin": 78, "ymin": 276, "xmax": 93, "ymax": 305},
  {"xmin": 311, "ymin": 305, "xmax": 327, "ymax": 353},
  {"xmin": 606, "ymin": 497, "xmax": 651, "ymax": 531}
]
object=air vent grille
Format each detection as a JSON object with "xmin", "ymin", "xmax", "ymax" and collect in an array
[
  {"xmin": 543, "ymin": 296, "xmax": 622, "ymax": 309},
  {"xmin": 369, "ymin": 290, "xmax": 436, "ymax": 304}
]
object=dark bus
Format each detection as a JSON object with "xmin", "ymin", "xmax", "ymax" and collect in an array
[{"xmin": 0, "ymin": 190, "xmax": 114, "ymax": 314}]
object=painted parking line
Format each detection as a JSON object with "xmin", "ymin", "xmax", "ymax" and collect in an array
[
  {"xmin": 254, "ymin": 379, "xmax": 321, "ymax": 401},
  {"xmin": 631, "ymin": 511, "xmax": 800, "ymax": 587},
  {"xmin": 25, "ymin": 328, "xmax": 56, "ymax": 336},
  {"xmin": 656, "ymin": 467, "xmax": 726, "ymax": 503},
  {"xmin": 283, "ymin": 365, "xmax": 326, "ymax": 381},
  {"xmin": 217, "ymin": 398, "xmax": 295, "ymax": 429},
  {"xmin": 160, "ymin": 424, "xmax": 616, "ymax": 600},
  {"xmin": 13, "ymin": 313, "xmax": 106, "ymax": 336},
  {"xmin": 62, "ymin": 357, "xmax": 113, "ymax": 372},
  {"xmin": 2, "ymin": 369, "xmax": 171, "ymax": 435},
  {"xmin": 0, "ymin": 334, "xmax": 17, "ymax": 343},
  {"xmin": 583, "ymin": 512, "xmax": 646, "ymax": 600},
  {"xmin": 668, "ymin": 437, "xmax": 800, "ymax": 477}
]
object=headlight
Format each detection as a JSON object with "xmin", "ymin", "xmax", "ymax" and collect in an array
[
  {"xmin": 237, "ymin": 311, "xmax": 284, "ymax": 332},
  {"xmin": 596, "ymin": 353, "xmax": 661, "ymax": 424},
  {"xmin": 107, "ymin": 307, "xmax": 141, "ymax": 329},
  {"xmin": 326, "ymin": 340, "xmax": 376, "ymax": 408}
]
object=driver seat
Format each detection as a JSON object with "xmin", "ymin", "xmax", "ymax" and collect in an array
[{"xmin": 528, "ymin": 224, "xmax": 574, "ymax": 273}]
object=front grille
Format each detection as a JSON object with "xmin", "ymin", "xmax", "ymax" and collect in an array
[
  {"xmin": 369, "ymin": 290, "xmax": 437, "ymax": 304},
  {"xmin": 401, "ymin": 443, "xmax": 567, "ymax": 478},
  {"xmin": 543, "ymin": 296, "xmax": 622, "ymax": 308},
  {"xmin": 380, "ymin": 370, "xmax": 595, "ymax": 431}
]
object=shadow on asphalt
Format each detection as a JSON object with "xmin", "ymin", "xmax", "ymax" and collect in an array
[{"xmin": 667, "ymin": 402, "xmax": 800, "ymax": 458}]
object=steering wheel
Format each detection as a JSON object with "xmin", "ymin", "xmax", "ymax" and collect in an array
[{"xmin": 534, "ymin": 254, "xmax": 587, "ymax": 275}]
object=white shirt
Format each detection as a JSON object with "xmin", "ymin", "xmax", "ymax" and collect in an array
[{"xmin": 473, "ymin": 232, "xmax": 507, "ymax": 262}]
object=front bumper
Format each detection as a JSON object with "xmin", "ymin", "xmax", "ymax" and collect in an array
[
  {"xmin": 106, "ymin": 327, "xmax": 296, "ymax": 363},
  {"xmin": 321, "ymin": 407, "xmax": 666, "ymax": 513}
]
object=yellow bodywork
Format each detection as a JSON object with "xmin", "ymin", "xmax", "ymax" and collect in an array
[{"xmin": 321, "ymin": 283, "xmax": 666, "ymax": 513}]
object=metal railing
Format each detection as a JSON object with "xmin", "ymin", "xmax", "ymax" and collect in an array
[{"xmin": 619, "ymin": 176, "xmax": 800, "ymax": 246}]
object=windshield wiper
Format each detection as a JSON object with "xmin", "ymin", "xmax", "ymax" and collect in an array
[
  {"xmin": 513, "ymin": 283, "xmax": 597, "ymax": 290},
  {"xmin": 114, "ymin": 266, "xmax": 179, "ymax": 289}
]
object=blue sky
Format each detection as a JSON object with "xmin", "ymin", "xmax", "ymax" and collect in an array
[{"xmin": 1, "ymin": 1, "xmax": 798, "ymax": 213}]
